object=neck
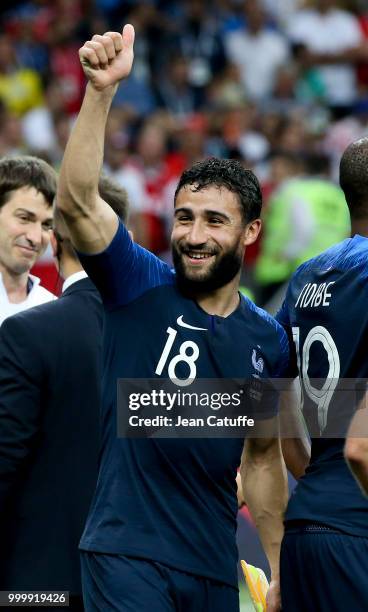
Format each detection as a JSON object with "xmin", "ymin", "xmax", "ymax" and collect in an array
[
  {"xmin": 0, "ymin": 263, "xmax": 29, "ymax": 304},
  {"xmin": 59, "ymin": 258, "xmax": 84, "ymax": 281},
  {"xmin": 195, "ymin": 272, "xmax": 241, "ymax": 317},
  {"xmin": 351, "ymin": 218, "xmax": 368, "ymax": 238}
]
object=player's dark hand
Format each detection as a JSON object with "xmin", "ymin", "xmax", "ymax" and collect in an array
[
  {"xmin": 79, "ymin": 25, "xmax": 135, "ymax": 91},
  {"xmin": 266, "ymin": 578, "xmax": 281, "ymax": 612}
]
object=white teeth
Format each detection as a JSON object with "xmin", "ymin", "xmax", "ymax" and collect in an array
[{"xmin": 187, "ymin": 253, "xmax": 212, "ymax": 259}]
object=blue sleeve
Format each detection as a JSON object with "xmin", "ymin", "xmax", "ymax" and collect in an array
[
  {"xmin": 275, "ymin": 297, "xmax": 298, "ymax": 378},
  {"xmin": 249, "ymin": 323, "xmax": 291, "ymax": 422},
  {"xmin": 77, "ymin": 220, "xmax": 174, "ymax": 308},
  {"xmin": 275, "ymin": 322, "xmax": 291, "ymax": 378},
  {"xmin": 275, "ymin": 297, "xmax": 290, "ymax": 330}
]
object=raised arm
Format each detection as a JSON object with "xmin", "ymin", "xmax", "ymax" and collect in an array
[{"xmin": 57, "ymin": 25, "xmax": 135, "ymax": 254}]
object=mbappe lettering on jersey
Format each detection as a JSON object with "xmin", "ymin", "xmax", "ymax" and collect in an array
[{"xmin": 295, "ymin": 281, "xmax": 335, "ymax": 308}]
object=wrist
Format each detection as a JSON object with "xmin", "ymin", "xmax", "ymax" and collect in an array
[{"xmin": 86, "ymin": 81, "xmax": 118, "ymax": 97}]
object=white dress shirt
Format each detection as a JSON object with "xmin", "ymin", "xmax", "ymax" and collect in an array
[
  {"xmin": 62, "ymin": 270, "xmax": 88, "ymax": 294},
  {"xmin": 0, "ymin": 273, "xmax": 56, "ymax": 327}
]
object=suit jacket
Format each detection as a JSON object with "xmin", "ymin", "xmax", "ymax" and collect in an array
[{"xmin": 0, "ymin": 278, "xmax": 103, "ymax": 596}]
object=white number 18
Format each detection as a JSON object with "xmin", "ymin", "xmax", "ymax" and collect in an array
[{"xmin": 155, "ymin": 327, "xmax": 199, "ymax": 386}]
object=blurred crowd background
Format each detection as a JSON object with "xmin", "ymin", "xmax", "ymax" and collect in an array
[{"xmin": 1, "ymin": 0, "xmax": 367, "ymax": 306}]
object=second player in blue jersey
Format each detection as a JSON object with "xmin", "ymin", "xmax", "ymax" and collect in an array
[{"xmin": 277, "ymin": 138, "xmax": 368, "ymax": 612}]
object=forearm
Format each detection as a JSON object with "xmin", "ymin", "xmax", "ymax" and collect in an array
[
  {"xmin": 282, "ymin": 438, "xmax": 310, "ymax": 479},
  {"xmin": 58, "ymin": 82, "xmax": 117, "ymax": 217},
  {"xmin": 345, "ymin": 402, "xmax": 368, "ymax": 496},
  {"xmin": 280, "ymin": 381, "xmax": 310, "ymax": 479},
  {"xmin": 241, "ymin": 439, "xmax": 288, "ymax": 578},
  {"xmin": 346, "ymin": 453, "xmax": 368, "ymax": 496}
]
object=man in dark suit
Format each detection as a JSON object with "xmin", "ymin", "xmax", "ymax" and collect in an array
[{"xmin": 0, "ymin": 175, "xmax": 129, "ymax": 610}]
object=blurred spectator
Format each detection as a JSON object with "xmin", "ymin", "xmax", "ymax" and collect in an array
[
  {"xmin": 104, "ymin": 111, "xmax": 145, "ymax": 213},
  {"xmin": 111, "ymin": 3, "xmax": 160, "ymax": 117},
  {"xmin": 53, "ymin": 113, "xmax": 74, "ymax": 167},
  {"xmin": 21, "ymin": 78, "xmax": 68, "ymax": 161},
  {"xmin": 269, "ymin": 150, "xmax": 305, "ymax": 190},
  {"xmin": 160, "ymin": 113, "xmax": 210, "ymax": 241},
  {"xmin": 220, "ymin": 104, "xmax": 270, "ymax": 163},
  {"xmin": 175, "ymin": 113, "xmax": 208, "ymax": 167},
  {"xmin": 287, "ymin": 0, "xmax": 363, "ymax": 111},
  {"xmin": 0, "ymin": 34, "xmax": 43, "ymax": 116},
  {"xmin": 208, "ymin": 63, "xmax": 247, "ymax": 109},
  {"xmin": 213, "ymin": 0, "xmax": 245, "ymax": 34},
  {"xmin": 225, "ymin": 0, "xmax": 289, "ymax": 100},
  {"xmin": 172, "ymin": 0, "xmax": 227, "ymax": 94},
  {"xmin": 103, "ymin": 110, "xmax": 148, "ymax": 246},
  {"xmin": 124, "ymin": 119, "xmax": 184, "ymax": 252},
  {"xmin": 0, "ymin": 0, "xmax": 368, "ymax": 303},
  {"xmin": 255, "ymin": 153, "xmax": 350, "ymax": 304},
  {"xmin": 270, "ymin": 60, "xmax": 326, "ymax": 110},
  {"xmin": 125, "ymin": 3, "xmax": 163, "ymax": 82},
  {"xmin": 351, "ymin": 0, "xmax": 368, "ymax": 91},
  {"xmin": 263, "ymin": 0, "xmax": 304, "ymax": 28},
  {"xmin": 262, "ymin": 149, "xmax": 306, "ymax": 204},
  {"xmin": 113, "ymin": 74, "xmax": 157, "ymax": 117},
  {"xmin": 47, "ymin": 8, "xmax": 85, "ymax": 115},
  {"xmin": 1, "ymin": 113, "xmax": 27, "ymax": 157},
  {"xmin": 156, "ymin": 54, "xmax": 204, "ymax": 117},
  {"xmin": 275, "ymin": 114, "xmax": 310, "ymax": 153},
  {"xmin": 244, "ymin": 150, "xmax": 306, "ymax": 272},
  {"xmin": 12, "ymin": 14, "xmax": 49, "ymax": 77}
]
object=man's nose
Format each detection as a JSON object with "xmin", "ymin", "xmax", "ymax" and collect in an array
[
  {"xmin": 186, "ymin": 220, "xmax": 208, "ymax": 246},
  {"xmin": 25, "ymin": 223, "xmax": 43, "ymax": 248}
]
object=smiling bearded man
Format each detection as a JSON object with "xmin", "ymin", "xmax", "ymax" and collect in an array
[
  {"xmin": 171, "ymin": 168, "xmax": 257, "ymax": 293},
  {"xmin": 56, "ymin": 24, "xmax": 289, "ymax": 612}
]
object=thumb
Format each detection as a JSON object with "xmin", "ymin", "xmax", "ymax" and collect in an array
[{"xmin": 122, "ymin": 23, "xmax": 135, "ymax": 51}]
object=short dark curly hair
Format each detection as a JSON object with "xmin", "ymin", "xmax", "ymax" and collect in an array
[
  {"xmin": 340, "ymin": 138, "xmax": 368, "ymax": 220},
  {"xmin": 174, "ymin": 158, "xmax": 262, "ymax": 223}
]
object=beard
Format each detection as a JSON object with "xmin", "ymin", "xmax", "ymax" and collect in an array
[{"xmin": 172, "ymin": 242, "xmax": 243, "ymax": 294}]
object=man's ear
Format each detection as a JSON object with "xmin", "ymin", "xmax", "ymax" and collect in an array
[
  {"xmin": 50, "ymin": 231, "xmax": 58, "ymax": 258},
  {"xmin": 243, "ymin": 218, "xmax": 261, "ymax": 247}
]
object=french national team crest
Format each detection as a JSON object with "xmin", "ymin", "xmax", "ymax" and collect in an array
[{"xmin": 251, "ymin": 347, "xmax": 264, "ymax": 376}]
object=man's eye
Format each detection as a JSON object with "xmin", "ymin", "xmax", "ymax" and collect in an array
[
  {"xmin": 209, "ymin": 218, "xmax": 222, "ymax": 225},
  {"xmin": 178, "ymin": 216, "xmax": 191, "ymax": 222},
  {"xmin": 17, "ymin": 215, "xmax": 29, "ymax": 222},
  {"xmin": 42, "ymin": 224, "xmax": 53, "ymax": 231}
]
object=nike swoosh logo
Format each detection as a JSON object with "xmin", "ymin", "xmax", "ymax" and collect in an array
[{"xmin": 176, "ymin": 315, "xmax": 207, "ymax": 331}]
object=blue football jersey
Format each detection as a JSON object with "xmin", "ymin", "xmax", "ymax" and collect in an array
[
  {"xmin": 78, "ymin": 221, "xmax": 289, "ymax": 588},
  {"xmin": 277, "ymin": 235, "xmax": 368, "ymax": 535}
]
